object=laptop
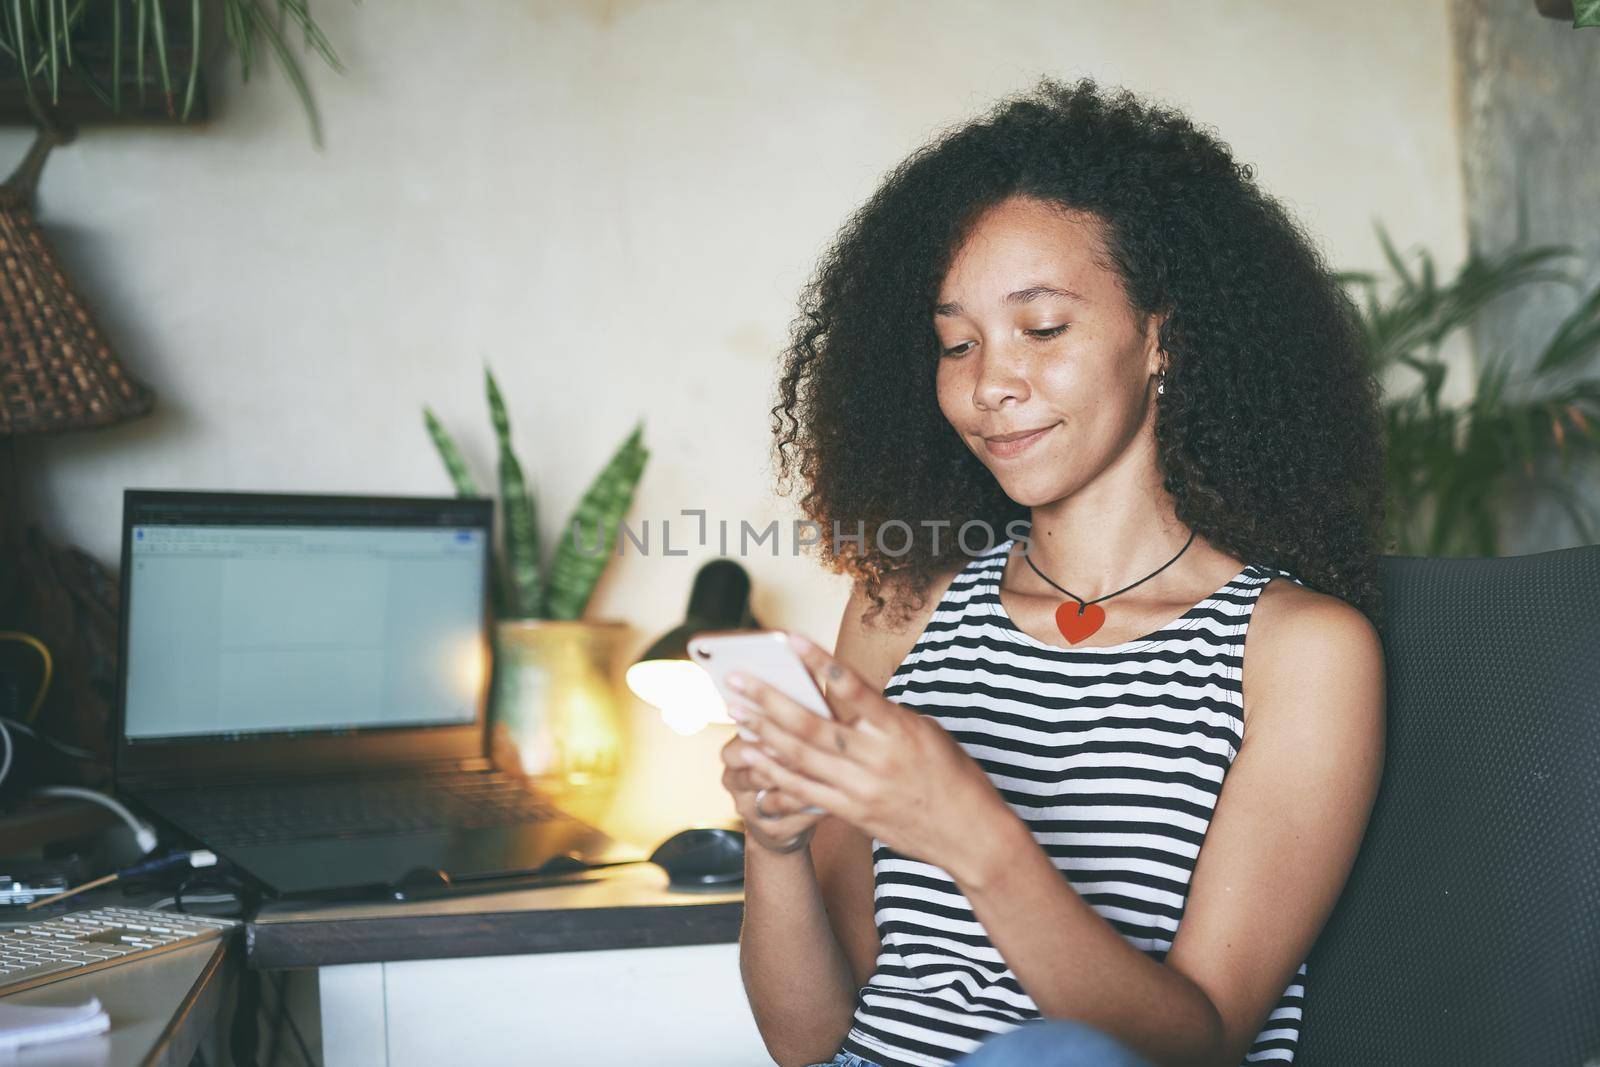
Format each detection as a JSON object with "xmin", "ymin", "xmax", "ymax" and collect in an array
[{"xmin": 113, "ymin": 489, "xmax": 647, "ymax": 899}]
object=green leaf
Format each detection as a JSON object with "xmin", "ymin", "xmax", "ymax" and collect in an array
[
  {"xmin": 422, "ymin": 407, "xmax": 479, "ymax": 496},
  {"xmin": 45, "ymin": 0, "xmax": 57, "ymax": 103},
  {"xmin": 56, "ymin": 0, "xmax": 69, "ymax": 69},
  {"xmin": 484, "ymin": 365, "xmax": 542, "ymax": 567},
  {"xmin": 424, "ymin": 406, "xmax": 517, "ymax": 617},
  {"xmin": 543, "ymin": 423, "xmax": 649, "ymax": 621},
  {"xmin": 223, "ymin": 0, "xmax": 253, "ymax": 83},
  {"xmin": 484, "ymin": 366, "xmax": 543, "ymax": 619},
  {"xmin": 149, "ymin": 0, "xmax": 173, "ymax": 106},
  {"xmin": 110, "ymin": 0, "xmax": 119, "ymax": 110},
  {"xmin": 1532, "ymin": 281, "xmax": 1600, "ymax": 374},
  {"xmin": 1375, "ymin": 222, "xmax": 1416, "ymax": 295},
  {"xmin": 66, "ymin": 45, "xmax": 114, "ymax": 108},
  {"xmin": 8, "ymin": 0, "xmax": 40, "ymax": 117},
  {"xmin": 275, "ymin": 0, "xmax": 344, "ymax": 72},
  {"xmin": 181, "ymin": 0, "xmax": 200, "ymax": 121},
  {"xmin": 1576, "ymin": 0, "xmax": 1600, "ymax": 28},
  {"xmin": 243, "ymin": 0, "xmax": 323, "ymax": 146},
  {"xmin": 134, "ymin": 0, "xmax": 146, "ymax": 103}
]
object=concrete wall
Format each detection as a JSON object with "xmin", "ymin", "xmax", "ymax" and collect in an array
[
  {"xmin": 1453, "ymin": 0, "xmax": 1600, "ymax": 554},
  {"xmin": 5, "ymin": 0, "xmax": 1468, "ymax": 850}
]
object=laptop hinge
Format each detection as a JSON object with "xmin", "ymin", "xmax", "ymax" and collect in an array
[{"xmin": 122, "ymin": 755, "xmax": 494, "ymax": 792}]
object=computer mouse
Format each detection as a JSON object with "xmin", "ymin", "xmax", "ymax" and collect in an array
[
  {"xmin": 535, "ymin": 851, "xmax": 589, "ymax": 875},
  {"xmin": 649, "ymin": 827, "xmax": 745, "ymax": 888},
  {"xmin": 389, "ymin": 865, "xmax": 452, "ymax": 901}
]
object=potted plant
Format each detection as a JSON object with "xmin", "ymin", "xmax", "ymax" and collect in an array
[
  {"xmin": 0, "ymin": 0, "xmax": 342, "ymax": 144},
  {"xmin": 424, "ymin": 366, "xmax": 647, "ymax": 809},
  {"xmin": 1344, "ymin": 224, "xmax": 1600, "ymax": 556}
]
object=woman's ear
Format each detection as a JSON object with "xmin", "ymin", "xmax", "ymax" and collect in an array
[{"xmin": 1142, "ymin": 309, "xmax": 1170, "ymax": 377}]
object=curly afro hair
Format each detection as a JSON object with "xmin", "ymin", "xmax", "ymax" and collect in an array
[{"xmin": 770, "ymin": 76, "xmax": 1390, "ymax": 632}]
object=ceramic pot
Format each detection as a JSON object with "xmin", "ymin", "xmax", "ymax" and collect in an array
[{"xmin": 489, "ymin": 619, "xmax": 628, "ymax": 809}]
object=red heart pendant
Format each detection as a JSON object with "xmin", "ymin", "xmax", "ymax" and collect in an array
[{"xmin": 1054, "ymin": 600, "xmax": 1106, "ymax": 644}]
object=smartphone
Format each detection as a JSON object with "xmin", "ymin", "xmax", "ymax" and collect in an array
[{"xmin": 687, "ymin": 629, "xmax": 833, "ymax": 743}]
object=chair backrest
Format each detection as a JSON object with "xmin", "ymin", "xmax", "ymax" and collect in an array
[{"xmin": 1296, "ymin": 547, "xmax": 1600, "ymax": 1067}]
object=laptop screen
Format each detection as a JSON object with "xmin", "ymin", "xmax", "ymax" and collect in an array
[{"xmin": 119, "ymin": 492, "xmax": 491, "ymax": 749}]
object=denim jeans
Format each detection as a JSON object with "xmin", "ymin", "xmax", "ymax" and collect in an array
[{"xmin": 805, "ymin": 1018, "xmax": 1159, "ymax": 1067}]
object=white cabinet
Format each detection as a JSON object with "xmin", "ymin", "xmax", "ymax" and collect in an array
[{"xmin": 318, "ymin": 942, "xmax": 773, "ymax": 1066}]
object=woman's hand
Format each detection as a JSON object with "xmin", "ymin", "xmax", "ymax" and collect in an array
[
  {"xmin": 727, "ymin": 632, "xmax": 1016, "ymax": 881},
  {"xmin": 720, "ymin": 732, "xmax": 828, "ymax": 854}
]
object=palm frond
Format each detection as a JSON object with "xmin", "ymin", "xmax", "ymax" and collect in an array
[{"xmin": 1361, "ymin": 223, "xmax": 1600, "ymax": 557}]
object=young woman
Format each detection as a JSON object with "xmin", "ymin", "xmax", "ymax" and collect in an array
[{"xmin": 720, "ymin": 77, "xmax": 1388, "ymax": 1067}]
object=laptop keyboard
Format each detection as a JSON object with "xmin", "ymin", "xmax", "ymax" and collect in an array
[{"xmin": 144, "ymin": 771, "xmax": 563, "ymax": 848}]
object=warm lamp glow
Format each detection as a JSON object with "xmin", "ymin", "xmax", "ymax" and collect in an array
[
  {"xmin": 626, "ymin": 658, "xmax": 733, "ymax": 736},
  {"xmin": 451, "ymin": 634, "xmax": 489, "ymax": 701}
]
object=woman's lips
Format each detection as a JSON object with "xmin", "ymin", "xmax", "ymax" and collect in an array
[{"xmin": 982, "ymin": 423, "xmax": 1057, "ymax": 458}]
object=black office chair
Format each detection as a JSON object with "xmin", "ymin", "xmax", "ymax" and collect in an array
[{"xmin": 1296, "ymin": 547, "xmax": 1600, "ymax": 1066}]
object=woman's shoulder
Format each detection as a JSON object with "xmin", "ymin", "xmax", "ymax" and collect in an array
[
  {"xmin": 1251, "ymin": 569, "xmax": 1375, "ymax": 640},
  {"xmin": 833, "ymin": 558, "xmax": 970, "ymax": 692},
  {"xmin": 1243, "ymin": 571, "xmax": 1385, "ymax": 728}
]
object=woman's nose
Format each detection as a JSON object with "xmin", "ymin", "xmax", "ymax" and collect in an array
[{"xmin": 972, "ymin": 347, "xmax": 1031, "ymax": 412}]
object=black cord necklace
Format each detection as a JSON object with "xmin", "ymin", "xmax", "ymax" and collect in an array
[{"xmin": 1020, "ymin": 528, "xmax": 1198, "ymax": 644}]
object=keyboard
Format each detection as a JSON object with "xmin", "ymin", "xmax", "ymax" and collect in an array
[
  {"xmin": 0, "ymin": 906, "xmax": 238, "ymax": 997},
  {"xmin": 142, "ymin": 770, "xmax": 563, "ymax": 847}
]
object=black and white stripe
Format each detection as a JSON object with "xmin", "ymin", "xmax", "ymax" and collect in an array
[{"xmin": 838, "ymin": 538, "xmax": 1308, "ymax": 1067}]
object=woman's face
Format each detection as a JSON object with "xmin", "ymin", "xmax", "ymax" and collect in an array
[{"xmin": 933, "ymin": 195, "xmax": 1164, "ymax": 508}]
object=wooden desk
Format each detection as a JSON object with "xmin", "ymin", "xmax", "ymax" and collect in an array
[{"xmin": 0, "ymin": 933, "xmax": 235, "ymax": 1067}]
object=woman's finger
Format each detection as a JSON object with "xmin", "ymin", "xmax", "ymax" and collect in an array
[
  {"xmin": 738, "ymin": 789, "xmax": 826, "ymax": 850},
  {"xmin": 739, "ymin": 702, "xmax": 865, "ymax": 799},
  {"xmin": 721, "ymin": 753, "xmax": 780, "ymax": 800},
  {"xmin": 744, "ymin": 746, "xmax": 853, "ymax": 819},
  {"xmin": 773, "ymin": 631, "xmax": 861, "ymax": 728},
  {"xmin": 786, "ymin": 632, "xmax": 893, "ymax": 739},
  {"xmin": 725, "ymin": 669, "xmax": 822, "ymax": 737}
]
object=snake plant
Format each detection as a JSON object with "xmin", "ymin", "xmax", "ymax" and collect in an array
[
  {"xmin": 424, "ymin": 365, "xmax": 648, "ymax": 621},
  {"xmin": 1344, "ymin": 223, "xmax": 1600, "ymax": 556}
]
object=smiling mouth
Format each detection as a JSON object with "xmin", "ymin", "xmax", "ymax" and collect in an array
[{"xmin": 982, "ymin": 423, "xmax": 1058, "ymax": 458}]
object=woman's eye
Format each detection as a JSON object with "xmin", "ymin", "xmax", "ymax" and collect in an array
[{"xmin": 939, "ymin": 324, "xmax": 1067, "ymax": 358}]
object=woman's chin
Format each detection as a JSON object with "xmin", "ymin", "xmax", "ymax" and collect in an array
[{"xmin": 992, "ymin": 472, "xmax": 1068, "ymax": 510}]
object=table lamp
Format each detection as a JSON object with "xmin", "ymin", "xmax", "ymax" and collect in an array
[{"xmin": 626, "ymin": 558, "xmax": 757, "ymax": 735}]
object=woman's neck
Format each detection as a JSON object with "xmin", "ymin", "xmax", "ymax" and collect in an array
[{"xmin": 1020, "ymin": 485, "xmax": 1198, "ymax": 598}]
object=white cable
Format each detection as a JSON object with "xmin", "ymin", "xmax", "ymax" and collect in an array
[
  {"xmin": 0, "ymin": 716, "xmax": 96, "ymax": 758},
  {"xmin": 0, "ymin": 719, "xmax": 11, "ymax": 790},
  {"xmin": 33, "ymin": 786, "xmax": 159, "ymax": 855}
]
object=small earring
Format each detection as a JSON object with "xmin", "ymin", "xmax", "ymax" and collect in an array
[{"xmin": 1157, "ymin": 375, "xmax": 1166, "ymax": 396}]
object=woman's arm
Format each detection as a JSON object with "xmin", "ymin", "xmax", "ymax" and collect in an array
[
  {"xmin": 739, "ymin": 578, "xmax": 931, "ymax": 1065},
  {"xmin": 949, "ymin": 580, "xmax": 1387, "ymax": 1067},
  {"xmin": 739, "ymin": 837, "xmax": 860, "ymax": 1066}
]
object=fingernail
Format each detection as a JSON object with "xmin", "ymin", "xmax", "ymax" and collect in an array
[
  {"xmin": 726, "ymin": 672, "xmax": 749, "ymax": 693},
  {"xmin": 789, "ymin": 633, "xmax": 815, "ymax": 651}
]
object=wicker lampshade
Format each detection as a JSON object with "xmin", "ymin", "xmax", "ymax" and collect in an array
[{"xmin": 0, "ymin": 129, "xmax": 154, "ymax": 438}]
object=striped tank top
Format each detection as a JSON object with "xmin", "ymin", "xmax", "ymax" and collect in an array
[{"xmin": 838, "ymin": 538, "xmax": 1308, "ymax": 1067}]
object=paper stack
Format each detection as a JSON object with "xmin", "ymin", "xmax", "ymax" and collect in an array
[{"xmin": 0, "ymin": 996, "xmax": 111, "ymax": 1052}]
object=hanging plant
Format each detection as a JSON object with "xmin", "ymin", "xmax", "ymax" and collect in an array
[{"xmin": 0, "ymin": 0, "xmax": 344, "ymax": 145}]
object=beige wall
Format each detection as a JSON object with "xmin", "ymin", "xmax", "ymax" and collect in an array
[{"xmin": 6, "ymin": 0, "xmax": 1467, "ymax": 850}]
